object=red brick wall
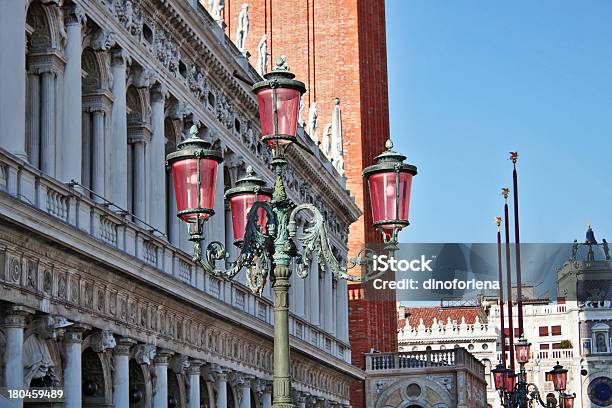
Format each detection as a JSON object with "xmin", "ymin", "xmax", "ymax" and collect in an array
[{"xmin": 221, "ymin": 2, "xmax": 397, "ymax": 407}]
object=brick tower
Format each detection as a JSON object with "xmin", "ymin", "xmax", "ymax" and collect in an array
[{"xmin": 220, "ymin": 1, "xmax": 397, "ymax": 407}]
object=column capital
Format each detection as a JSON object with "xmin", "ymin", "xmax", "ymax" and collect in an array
[
  {"xmin": 2, "ymin": 304, "xmax": 35, "ymax": 328},
  {"xmin": 187, "ymin": 359, "xmax": 205, "ymax": 375},
  {"xmin": 153, "ymin": 348, "xmax": 174, "ymax": 365},
  {"xmin": 111, "ymin": 48, "xmax": 130, "ymax": 66},
  {"xmin": 64, "ymin": 324, "xmax": 91, "ymax": 343},
  {"xmin": 134, "ymin": 343, "xmax": 156, "ymax": 365},
  {"xmin": 64, "ymin": 3, "xmax": 86, "ymax": 26},
  {"xmin": 150, "ymin": 82, "xmax": 169, "ymax": 103},
  {"xmin": 211, "ymin": 364, "xmax": 231, "ymax": 381},
  {"xmin": 232, "ymin": 372, "xmax": 255, "ymax": 388},
  {"xmin": 114, "ymin": 337, "xmax": 136, "ymax": 355},
  {"xmin": 90, "ymin": 329, "xmax": 117, "ymax": 352}
]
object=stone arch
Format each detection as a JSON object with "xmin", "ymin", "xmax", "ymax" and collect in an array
[
  {"xmin": 26, "ymin": 1, "xmax": 54, "ymax": 54},
  {"xmin": 128, "ymin": 358, "xmax": 152, "ymax": 408},
  {"xmin": 227, "ymin": 383, "xmax": 237, "ymax": 408},
  {"xmin": 82, "ymin": 48, "xmax": 103, "ymax": 94},
  {"xmin": 168, "ymin": 369, "xmax": 186, "ymax": 408},
  {"xmin": 200, "ymin": 376, "xmax": 215, "ymax": 408},
  {"xmin": 80, "ymin": 346, "xmax": 113, "ymax": 406},
  {"xmin": 375, "ymin": 377, "xmax": 454, "ymax": 408}
]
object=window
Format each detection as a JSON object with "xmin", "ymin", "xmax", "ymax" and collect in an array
[
  {"xmin": 592, "ymin": 323, "xmax": 610, "ymax": 354},
  {"xmin": 552, "ymin": 343, "xmax": 561, "ymax": 350},
  {"xmin": 551, "ymin": 326, "xmax": 562, "ymax": 336},
  {"xmin": 540, "ymin": 344, "xmax": 550, "ymax": 350},
  {"xmin": 539, "ymin": 326, "xmax": 549, "ymax": 337}
]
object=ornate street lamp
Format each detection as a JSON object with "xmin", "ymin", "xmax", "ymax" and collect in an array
[
  {"xmin": 547, "ymin": 362, "xmax": 568, "ymax": 392},
  {"xmin": 493, "ymin": 364, "xmax": 509, "ymax": 392},
  {"xmin": 166, "ymin": 56, "xmax": 417, "ymax": 408},
  {"xmin": 494, "ymin": 334, "xmax": 576, "ymax": 408},
  {"xmin": 225, "ymin": 166, "xmax": 272, "ymax": 246},
  {"xmin": 252, "ymin": 55, "xmax": 306, "ymax": 149},
  {"xmin": 166, "ymin": 133, "xmax": 223, "ymax": 223},
  {"xmin": 363, "ymin": 140, "xmax": 417, "ymax": 251},
  {"xmin": 515, "ymin": 334, "xmax": 531, "ymax": 365}
]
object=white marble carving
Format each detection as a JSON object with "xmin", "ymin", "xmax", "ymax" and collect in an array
[
  {"xmin": 256, "ymin": 34, "xmax": 268, "ymax": 76},
  {"xmin": 235, "ymin": 3, "xmax": 249, "ymax": 53},
  {"xmin": 208, "ymin": 0, "xmax": 225, "ymax": 23},
  {"xmin": 321, "ymin": 123, "xmax": 331, "ymax": 157},
  {"xmin": 331, "ymin": 97, "xmax": 344, "ymax": 176},
  {"xmin": 307, "ymin": 102, "xmax": 318, "ymax": 143}
]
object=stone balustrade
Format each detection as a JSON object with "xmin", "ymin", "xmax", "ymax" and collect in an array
[{"xmin": 0, "ymin": 147, "xmax": 350, "ymax": 363}]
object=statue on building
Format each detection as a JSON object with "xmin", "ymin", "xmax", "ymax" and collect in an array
[
  {"xmin": 603, "ymin": 238, "xmax": 610, "ymax": 260},
  {"xmin": 331, "ymin": 97, "xmax": 344, "ymax": 176},
  {"xmin": 256, "ymin": 34, "xmax": 268, "ymax": 76},
  {"xmin": 307, "ymin": 101, "xmax": 318, "ymax": 143},
  {"xmin": 235, "ymin": 3, "xmax": 249, "ymax": 53},
  {"xmin": 298, "ymin": 95, "xmax": 305, "ymax": 127},
  {"xmin": 208, "ymin": 0, "xmax": 225, "ymax": 23},
  {"xmin": 571, "ymin": 239, "xmax": 579, "ymax": 260},
  {"xmin": 23, "ymin": 316, "xmax": 71, "ymax": 387},
  {"xmin": 321, "ymin": 123, "xmax": 332, "ymax": 157}
]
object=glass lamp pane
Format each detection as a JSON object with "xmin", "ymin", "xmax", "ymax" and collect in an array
[
  {"xmin": 256, "ymin": 88, "xmax": 301, "ymax": 143},
  {"xmin": 561, "ymin": 395, "xmax": 575, "ymax": 408},
  {"xmin": 171, "ymin": 158, "xmax": 218, "ymax": 222},
  {"xmin": 516, "ymin": 344, "xmax": 530, "ymax": 364},
  {"xmin": 229, "ymin": 193, "xmax": 271, "ymax": 242},
  {"xmin": 554, "ymin": 372, "xmax": 568, "ymax": 391},
  {"xmin": 493, "ymin": 371, "xmax": 505, "ymax": 390},
  {"xmin": 369, "ymin": 171, "xmax": 413, "ymax": 230}
]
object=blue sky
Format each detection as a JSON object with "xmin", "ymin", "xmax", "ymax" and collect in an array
[{"xmin": 386, "ymin": 1, "xmax": 612, "ymax": 243}]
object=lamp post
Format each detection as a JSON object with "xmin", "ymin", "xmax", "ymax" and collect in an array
[
  {"xmin": 166, "ymin": 57, "xmax": 417, "ymax": 408},
  {"xmin": 492, "ymin": 334, "xmax": 576, "ymax": 408}
]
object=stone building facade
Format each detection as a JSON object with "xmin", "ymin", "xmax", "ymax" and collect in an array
[
  {"xmin": 364, "ymin": 348, "xmax": 487, "ymax": 408},
  {"xmin": 0, "ymin": 0, "xmax": 363, "ymax": 407}
]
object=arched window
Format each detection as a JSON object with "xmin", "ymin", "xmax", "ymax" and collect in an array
[
  {"xmin": 25, "ymin": 1, "xmax": 57, "ymax": 175},
  {"xmin": 482, "ymin": 358, "xmax": 492, "ymax": 388},
  {"xmin": 81, "ymin": 48, "xmax": 111, "ymax": 198},
  {"xmin": 126, "ymin": 84, "xmax": 150, "ymax": 222}
]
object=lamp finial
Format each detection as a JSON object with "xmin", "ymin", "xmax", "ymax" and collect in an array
[
  {"xmin": 385, "ymin": 139, "xmax": 394, "ymax": 150},
  {"xmin": 189, "ymin": 124, "xmax": 199, "ymax": 138}
]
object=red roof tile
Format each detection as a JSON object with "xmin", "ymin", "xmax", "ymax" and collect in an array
[{"xmin": 397, "ymin": 306, "xmax": 487, "ymax": 330}]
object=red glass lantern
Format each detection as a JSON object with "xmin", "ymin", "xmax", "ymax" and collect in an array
[
  {"xmin": 503, "ymin": 370, "xmax": 517, "ymax": 393},
  {"xmin": 492, "ymin": 364, "xmax": 507, "ymax": 391},
  {"xmin": 363, "ymin": 139, "xmax": 418, "ymax": 241},
  {"xmin": 560, "ymin": 393, "xmax": 576, "ymax": 408},
  {"xmin": 252, "ymin": 56, "xmax": 306, "ymax": 148},
  {"xmin": 166, "ymin": 126, "xmax": 223, "ymax": 223},
  {"xmin": 226, "ymin": 166, "xmax": 272, "ymax": 245},
  {"xmin": 547, "ymin": 362, "xmax": 568, "ymax": 391},
  {"xmin": 515, "ymin": 334, "xmax": 532, "ymax": 365}
]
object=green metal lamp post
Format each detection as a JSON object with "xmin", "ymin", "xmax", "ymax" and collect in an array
[{"xmin": 166, "ymin": 57, "xmax": 417, "ymax": 408}]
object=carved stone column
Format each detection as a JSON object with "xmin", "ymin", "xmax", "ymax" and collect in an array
[
  {"xmin": 2, "ymin": 305, "xmax": 34, "ymax": 408},
  {"xmin": 187, "ymin": 359, "xmax": 204, "ymax": 408},
  {"xmin": 132, "ymin": 139, "xmax": 146, "ymax": 222},
  {"xmin": 63, "ymin": 325, "xmax": 89, "ymax": 408},
  {"xmin": 0, "ymin": 0, "xmax": 27, "ymax": 159},
  {"xmin": 40, "ymin": 70, "xmax": 56, "ymax": 176},
  {"xmin": 153, "ymin": 349, "xmax": 174, "ymax": 408},
  {"xmin": 212, "ymin": 364, "xmax": 230, "ymax": 408},
  {"xmin": 113, "ymin": 337, "xmax": 135, "ymax": 407},
  {"xmin": 309, "ymin": 262, "xmax": 319, "ymax": 325},
  {"xmin": 336, "ymin": 279, "xmax": 348, "ymax": 342},
  {"xmin": 110, "ymin": 48, "xmax": 129, "ymax": 208},
  {"xmin": 235, "ymin": 373, "xmax": 254, "ymax": 408},
  {"xmin": 91, "ymin": 108, "xmax": 106, "ymax": 200},
  {"xmin": 61, "ymin": 4, "xmax": 86, "ymax": 183},
  {"xmin": 27, "ymin": 72, "xmax": 41, "ymax": 168},
  {"xmin": 149, "ymin": 84, "xmax": 167, "ymax": 233},
  {"xmin": 262, "ymin": 382, "xmax": 273, "ymax": 408},
  {"xmin": 322, "ymin": 269, "xmax": 333, "ymax": 333}
]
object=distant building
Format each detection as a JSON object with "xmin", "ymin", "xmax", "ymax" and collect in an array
[{"xmin": 557, "ymin": 227, "xmax": 612, "ymax": 408}]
